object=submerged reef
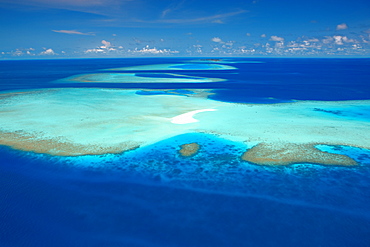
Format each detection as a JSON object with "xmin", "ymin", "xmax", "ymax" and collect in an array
[
  {"xmin": 0, "ymin": 88, "xmax": 369, "ymax": 166},
  {"xmin": 242, "ymin": 143, "xmax": 357, "ymax": 166},
  {"xmin": 179, "ymin": 143, "xmax": 200, "ymax": 157}
]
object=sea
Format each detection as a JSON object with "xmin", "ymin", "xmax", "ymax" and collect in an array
[{"xmin": 0, "ymin": 57, "xmax": 370, "ymax": 247}]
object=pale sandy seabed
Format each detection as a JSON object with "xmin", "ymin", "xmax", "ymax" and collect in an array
[
  {"xmin": 0, "ymin": 88, "xmax": 369, "ymax": 166},
  {"xmin": 57, "ymin": 63, "xmax": 237, "ymax": 84},
  {"xmin": 60, "ymin": 73, "xmax": 226, "ymax": 83}
]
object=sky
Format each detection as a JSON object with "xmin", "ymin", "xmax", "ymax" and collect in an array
[{"xmin": 1, "ymin": 0, "xmax": 370, "ymax": 58}]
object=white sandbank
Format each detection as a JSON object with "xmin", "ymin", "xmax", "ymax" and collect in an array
[{"xmin": 171, "ymin": 109, "xmax": 217, "ymax": 124}]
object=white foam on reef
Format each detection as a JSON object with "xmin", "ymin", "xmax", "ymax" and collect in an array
[
  {"xmin": 104, "ymin": 63, "xmax": 237, "ymax": 71},
  {"xmin": 171, "ymin": 109, "xmax": 217, "ymax": 124},
  {"xmin": 0, "ymin": 88, "xmax": 369, "ymax": 157},
  {"xmin": 58, "ymin": 73, "xmax": 225, "ymax": 83}
]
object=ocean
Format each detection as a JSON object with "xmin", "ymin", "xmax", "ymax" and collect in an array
[{"xmin": 0, "ymin": 57, "xmax": 370, "ymax": 247}]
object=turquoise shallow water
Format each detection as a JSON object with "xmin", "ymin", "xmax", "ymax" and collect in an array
[{"xmin": 1, "ymin": 58, "xmax": 370, "ymax": 247}]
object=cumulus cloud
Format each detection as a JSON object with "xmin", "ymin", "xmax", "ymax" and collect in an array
[
  {"xmin": 270, "ymin": 36, "xmax": 284, "ymax": 42},
  {"xmin": 130, "ymin": 45, "xmax": 179, "ymax": 55},
  {"xmin": 100, "ymin": 40, "xmax": 111, "ymax": 48},
  {"xmin": 212, "ymin": 37, "xmax": 223, "ymax": 43},
  {"xmin": 83, "ymin": 40, "xmax": 117, "ymax": 54},
  {"xmin": 332, "ymin": 36, "xmax": 357, "ymax": 45},
  {"xmin": 52, "ymin": 30, "xmax": 94, "ymax": 35},
  {"xmin": 336, "ymin": 23, "xmax": 348, "ymax": 30},
  {"xmin": 333, "ymin": 36, "xmax": 344, "ymax": 45},
  {"xmin": 40, "ymin": 48, "xmax": 55, "ymax": 55},
  {"xmin": 261, "ymin": 34, "xmax": 266, "ymax": 38},
  {"xmin": 342, "ymin": 36, "xmax": 356, "ymax": 43},
  {"xmin": 1, "ymin": 48, "xmax": 36, "ymax": 57}
]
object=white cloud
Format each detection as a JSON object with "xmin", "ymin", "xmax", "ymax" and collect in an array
[
  {"xmin": 84, "ymin": 40, "xmax": 115, "ymax": 53},
  {"xmin": 246, "ymin": 33, "xmax": 251, "ymax": 36},
  {"xmin": 330, "ymin": 35, "xmax": 359, "ymax": 45},
  {"xmin": 336, "ymin": 23, "xmax": 348, "ymax": 30},
  {"xmin": 360, "ymin": 35, "xmax": 370, "ymax": 43},
  {"xmin": 12, "ymin": 49, "xmax": 23, "ymax": 56},
  {"xmin": 212, "ymin": 37, "xmax": 223, "ymax": 43},
  {"xmin": 160, "ymin": 0, "xmax": 186, "ymax": 18},
  {"xmin": 261, "ymin": 34, "xmax": 266, "ymax": 38},
  {"xmin": 85, "ymin": 48, "xmax": 105, "ymax": 53},
  {"xmin": 40, "ymin": 48, "xmax": 55, "ymax": 55},
  {"xmin": 307, "ymin": 38, "xmax": 319, "ymax": 42},
  {"xmin": 322, "ymin": 36, "xmax": 334, "ymax": 44},
  {"xmin": 101, "ymin": 40, "xmax": 111, "ymax": 48},
  {"xmin": 333, "ymin": 35, "xmax": 357, "ymax": 45},
  {"xmin": 270, "ymin": 36, "xmax": 284, "ymax": 42},
  {"xmin": 1, "ymin": 0, "xmax": 130, "ymax": 20},
  {"xmin": 342, "ymin": 36, "xmax": 357, "ymax": 43},
  {"xmin": 275, "ymin": 42, "xmax": 284, "ymax": 48},
  {"xmin": 161, "ymin": 8, "xmax": 172, "ymax": 18},
  {"xmin": 130, "ymin": 45, "xmax": 179, "ymax": 55},
  {"xmin": 2, "ymin": 48, "xmax": 36, "ymax": 57},
  {"xmin": 52, "ymin": 30, "xmax": 94, "ymax": 35},
  {"xmin": 2, "ymin": 1, "xmax": 246, "ymax": 27}
]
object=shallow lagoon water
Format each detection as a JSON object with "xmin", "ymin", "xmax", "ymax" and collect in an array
[{"xmin": 1, "ymin": 58, "xmax": 370, "ymax": 247}]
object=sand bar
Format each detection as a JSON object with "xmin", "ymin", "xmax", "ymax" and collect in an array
[
  {"xmin": 57, "ymin": 73, "xmax": 225, "ymax": 84},
  {"xmin": 171, "ymin": 109, "xmax": 217, "ymax": 124}
]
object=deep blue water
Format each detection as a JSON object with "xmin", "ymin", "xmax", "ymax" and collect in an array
[
  {"xmin": 1, "ymin": 58, "xmax": 370, "ymax": 102},
  {"xmin": 1, "ymin": 58, "xmax": 370, "ymax": 247}
]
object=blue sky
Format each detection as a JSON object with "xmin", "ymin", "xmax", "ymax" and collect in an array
[{"xmin": 1, "ymin": 0, "xmax": 370, "ymax": 58}]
